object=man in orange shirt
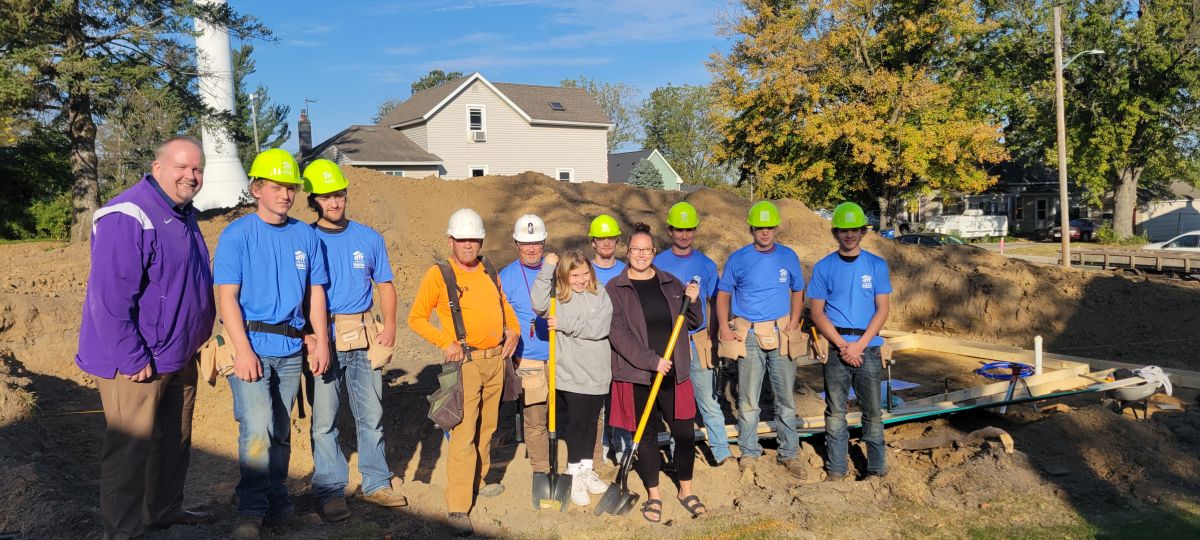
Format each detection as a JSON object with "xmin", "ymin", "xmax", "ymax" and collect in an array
[{"xmin": 408, "ymin": 208, "xmax": 519, "ymax": 537}]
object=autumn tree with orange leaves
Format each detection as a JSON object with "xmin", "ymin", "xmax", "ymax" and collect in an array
[{"xmin": 710, "ymin": 0, "xmax": 1008, "ymax": 226}]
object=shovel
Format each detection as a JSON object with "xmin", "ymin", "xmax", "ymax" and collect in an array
[
  {"xmin": 595, "ymin": 290, "xmax": 694, "ymax": 516},
  {"xmin": 532, "ymin": 282, "xmax": 571, "ymax": 511}
]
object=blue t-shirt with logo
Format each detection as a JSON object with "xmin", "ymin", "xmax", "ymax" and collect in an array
[
  {"xmin": 214, "ymin": 214, "xmax": 329, "ymax": 357},
  {"xmin": 653, "ymin": 249, "xmax": 719, "ymax": 333},
  {"xmin": 499, "ymin": 260, "xmax": 550, "ymax": 361},
  {"xmin": 313, "ymin": 221, "xmax": 393, "ymax": 315},
  {"xmin": 807, "ymin": 250, "xmax": 892, "ymax": 347},
  {"xmin": 717, "ymin": 243, "xmax": 805, "ymax": 322},
  {"xmin": 593, "ymin": 259, "xmax": 627, "ymax": 286}
]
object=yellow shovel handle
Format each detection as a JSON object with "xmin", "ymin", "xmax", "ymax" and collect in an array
[
  {"xmin": 632, "ymin": 296, "xmax": 691, "ymax": 444},
  {"xmin": 547, "ymin": 296, "xmax": 558, "ymax": 433}
]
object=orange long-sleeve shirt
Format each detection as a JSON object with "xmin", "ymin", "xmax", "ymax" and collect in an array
[{"xmin": 407, "ymin": 261, "xmax": 520, "ymax": 351}]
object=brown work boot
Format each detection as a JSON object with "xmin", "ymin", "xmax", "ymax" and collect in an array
[
  {"xmin": 738, "ymin": 455, "xmax": 758, "ymax": 472},
  {"xmin": 320, "ymin": 497, "xmax": 351, "ymax": 522},
  {"xmin": 363, "ymin": 486, "xmax": 408, "ymax": 507},
  {"xmin": 447, "ymin": 512, "xmax": 473, "ymax": 537},
  {"xmin": 229, "ymin": 515, "xmax": 262, "ymax": 540},
  {"xmin": 779, "ymin": 457, "xmax": 811, "ymax": 481}
]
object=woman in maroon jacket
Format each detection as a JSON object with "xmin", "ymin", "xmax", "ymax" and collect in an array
[{"xmin": 606, "ymin": 222, "xmax": 705, "ymax": 522}]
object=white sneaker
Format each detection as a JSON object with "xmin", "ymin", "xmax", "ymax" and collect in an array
[
  {"xmin": 567, "ymin": 465, "xmax": 590, "ymax": 506},
  {"xmin": 579, "ymin": 467, "xmax": 608, "ymax": 494}
]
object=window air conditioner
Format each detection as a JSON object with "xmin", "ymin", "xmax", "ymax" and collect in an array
[{"xmin": 472, "ymin": 131, "xmax": 487, "ymax": 142}]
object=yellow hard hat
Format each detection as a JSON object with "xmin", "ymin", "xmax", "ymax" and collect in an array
[
  {"xmin": 302, "ymin": 159, "xmax": 349, "ymax": 194},
  {"xmin": 248, "ymin": 148, "xmax": 301, "ymax": 185}
]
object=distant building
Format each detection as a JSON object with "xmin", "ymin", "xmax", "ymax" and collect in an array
[{"xmin": 607, "ymin": 149, "xmax": 682, "ymax": 191}]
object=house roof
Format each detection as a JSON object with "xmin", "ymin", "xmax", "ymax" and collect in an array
[
  {"xmin": 309, "ymin": 125, "xmax": 442, "ymax": 165},
  {"xmin": 607, "ymin": 149, "xmax": 654, "ymax": 184},
  {"xmin": 379, "ymin": 72, "xmax": 611, "ymax": 129}
]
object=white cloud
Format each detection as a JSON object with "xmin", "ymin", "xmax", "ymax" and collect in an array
[{"xmin": 288, "ymin": 40, "xmax": 322, "ymax": 48}]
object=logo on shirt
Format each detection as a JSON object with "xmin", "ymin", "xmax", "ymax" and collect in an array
[
  {"xmin": 691, "ymin": 275, "xmax": 702, "ymax": 285},
  {"xmin": 778, "ymin": 268, "xmax": 788, "ymax": 283},
  {"xmin": 294, "ymin": 250, "xmax": 307, "ymax": 270},
  {"xmin": 861, "ymin": 275, "xmax": 873, "ymax": 290},
  {"xmin": 353, "ymin": 250, "xmax": 366, "ymax": 269}
]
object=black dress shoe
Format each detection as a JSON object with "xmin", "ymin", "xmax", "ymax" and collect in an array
[{"xmin": 149, "ymin": 509, "xmax": 216, "ymax": 529}]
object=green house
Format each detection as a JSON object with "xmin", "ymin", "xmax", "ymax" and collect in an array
[{"xmin": 607, "ymin": 149, "xmax": 683, "ymax": 191}]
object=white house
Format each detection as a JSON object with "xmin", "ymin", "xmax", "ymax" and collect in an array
[{"xmin": 310, "ymin": 73, "xmax": 612, "ymax": 182}]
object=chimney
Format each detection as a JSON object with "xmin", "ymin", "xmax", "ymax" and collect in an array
[{"xmin": 298, "ymin": 110, "xmax": 312, "ymax": 161}]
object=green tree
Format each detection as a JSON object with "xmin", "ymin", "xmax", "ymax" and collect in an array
[
  {"xmin": 95, "ymin": 82, "xmax": 190, "ymax": 200},
  {"xmin": 411, "ymin": 69, "xmax": 464, "ymax": 95},
  {"xmin": 627, "ymin": 158, "xmax": 664, "ymax": 190},
  {"xmin": 561, "ymin": 76, "xmax": 639, "ymax": 151},
  {"xmin": 710, "ymin": 0, "xmax": 1008, "ymax": 226},
  {"xmin": 233, "ymin": 43, "xmax": 290, "ymax": 169},
  {"xmin": 0, "ymin": 127, "xmax": 73, "ymax": 239},
  {"xmin": 373, "ymin": 96, "xmax": 404, "ymax": 125},
  {"xmin": 987, "ymin": 0, "xmax": 1200, "ymax": 237},
  {"xmin": 641, "ymin": 84, "xmax": 729, "ymax": 187},
  {"xmin": 0, "ymin": 1, "xmax": 269, "ymax": 242}
]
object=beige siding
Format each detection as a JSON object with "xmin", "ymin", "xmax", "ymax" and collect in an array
[
  {"xmin": 400, "ymin": 124, "xmax": 427, "ymax": 149},
  {"xmin": 423, "ymin": 79, "xmax": 608, "ymax": 182},
  {"xmin": 359, "ymin": 165, "xmax": 441, "ymax": 178}
]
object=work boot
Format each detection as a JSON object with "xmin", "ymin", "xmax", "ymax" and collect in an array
[
  {"xmin": 779, "ymin": 457, "xmax": 811, "ymax": 481},
  {"xmin": 230, "ymin": 515, "xmax": 262, "ymax": 540},
  {"xmin": 478, "ymin": 483, "xmax": 505, "ymax": 497},
  {"xmin": 738, "ymin": 455, "xmax": 758, "ymax": 472},
  {"xmin": 824, "ymin": 472, "xmax": 846, "ymax": 482},
  {"xmin": 320, "ymin": 497, "xmax": 351, "ymax": 522},
  {"xmin": 578, "ymin": 466, "xmax": 608, "ymax": 494},
  {"xmin": 363, "ymin": 486, "xmax": 408, "ymax": 507},
  {"xmin": 447, "ymin": 512, "xmax": 473, "ymax": 537},
  {"xmin": 567, "ymin": 464, "xmax": 590, "ymax": 506}
]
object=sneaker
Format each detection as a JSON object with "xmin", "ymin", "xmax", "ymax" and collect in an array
[
  {"xmin": 320, "ymin": 497, "xmax": 351, "ymax": 522},
  {"xmin": 779, "ymin": 458, "xmax": 811, "ymax": 481},
  {"xmin": 567, "ymin": 466, "xmax": 590, "ymax": 507},
  {"xmin": 447, "ymin": 512, "xmax": 473, "ymax": 537},
  {"xmin": 230, "ymin": 515, "xmax": 262, "ymax": 540},
  {"xmin": 478, "ymin": 483, "xmax": 505, "ymax": 497},
  {"xmin": 363, "ymin": 486, "xmax": 408, "ymax": 508},
  {"xmin": 578, "ymin": 467, "xmax": 608, "ymax": 494}
]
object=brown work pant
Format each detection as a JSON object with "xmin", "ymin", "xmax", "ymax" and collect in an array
[
  {"xmin": 516, "ymin": 358, "xmax": 549, "ymax": 474},
  {"xmin": 95, "ymin": 361, "xmax": 197, "ymax": 540},
  {"xmin": 446, "ymin": 355, "xmax": 505, "ymax": 513}
]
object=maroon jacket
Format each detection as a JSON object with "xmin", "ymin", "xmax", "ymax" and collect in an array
[{"xmin": 605, "ymin": 266, "xmax": 703, "ymax": 387}]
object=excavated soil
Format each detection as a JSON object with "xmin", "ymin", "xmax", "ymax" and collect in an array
[{"xmin": 1, "ymin": 170, "xmax": 1198, "ymax": 538}]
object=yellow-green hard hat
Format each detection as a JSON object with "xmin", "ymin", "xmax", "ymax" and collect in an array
[
  {"xmin": 831, "ymin": 202, "xmax": 869, "ymax": 229},
  {"xmin": 667, "ymin": 201, "xmax": 699, "ymax": 229},
  {"xmin": 589, "ymin": 214, "xmax": 621, "ymax": 238},
  {"xmin": 248, "ymin": 148, "xmax": 301, "ymax": 185},
  {"xmin": 302, "ymin": 159, "xmax": 349, "ymax": 194},
  {"xmin": 747, "ymin": 201, "xmax": 781, "ymax": 227}
]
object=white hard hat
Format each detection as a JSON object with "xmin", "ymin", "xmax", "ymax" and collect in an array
[
  {"xmin": 447, "ymin": 208, "xmax": 486, "ymax": 239},
  {"xmin": 512, "ymin": 214, "xmax": 548, "ymax": 242}
]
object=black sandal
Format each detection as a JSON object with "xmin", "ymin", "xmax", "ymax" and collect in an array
[
  {"xmin": 678, "ymin": 495, "xmax": 707, "ymax": 517},
  {"xmin": 641, "ymin": 499, "xmax": 663, "ymax": 523}
]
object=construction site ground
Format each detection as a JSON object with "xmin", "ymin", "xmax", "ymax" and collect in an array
[{"xmin": 2, "ymin": 171, "xmax": 1198, "ymax": 539}]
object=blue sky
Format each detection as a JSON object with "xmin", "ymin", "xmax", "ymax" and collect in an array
[{"xmin": 236, "ymin": 0, "xmax": 736, "ymax": 152}]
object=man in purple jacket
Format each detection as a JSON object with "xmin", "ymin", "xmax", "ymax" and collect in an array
[{"xmin": 76, "ymin": 135, "xmax": 216, "ymax": 540}]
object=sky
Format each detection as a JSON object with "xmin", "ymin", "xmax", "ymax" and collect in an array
[{"xmin": 235, "ymin": 0, "xmax": 738, "ymax": 152}]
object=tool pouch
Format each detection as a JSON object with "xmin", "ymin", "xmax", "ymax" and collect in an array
[
  {"xmin": 780, "ymin": 322, "xmax": 812, "ymax": 363},
  {"xmin": 333, "ymin": 313, "xmax": 371, "ymax": 352},
  {"xmin": 366, "ymin": 314, "xmax": 395, "ymax": 370},
  {"xmin": 691, "ymin": 330, "xmax": 715, "ymax": 369},
  {"xmin": 752, "ymin": 320, "xmax": 780, "ymax": 350},
  {"xmin": 717, "ymin": 319, "xmax": 750, "ymax": 360},
  {"xmin": 197, "ymin": 326, "xmax": 236, "ymax": 386},
  {"xmin": 517, "ymin": 358, "xmax": 549, "ymax": 405},
  {"xmin": 427, "ymin": 362, "xmax": 465, "ymax": 431}
]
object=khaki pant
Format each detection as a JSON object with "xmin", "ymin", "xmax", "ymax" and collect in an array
[
  {"xmin": 516, "ymin": 358, "xmax": 550, "ymax": 474},
  {"xmin": 446, "ymin": 355, "xmax": 505, "ymax": 513},
  {"xmin": 96, "ymin": 362, "xmax": 197, "ymax": 540}
]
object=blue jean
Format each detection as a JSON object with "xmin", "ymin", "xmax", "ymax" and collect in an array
[
  {"xmin": 228, "ymin": 354, "xmax": 303, "ymax": 517},
  {"xmin": 311, "ymin": 349, "xmax": 392, "ymax": 503},
  {"xmin": 690, "ymin": 341, "xmax": 732, "ymax": 461},
  {"xmin": 737, "ymin": 331, "xmax": 799, "ymax": 460},
  {"xmin": 823, "ymin": 345, "xmax": 885, "ymax": 476}
]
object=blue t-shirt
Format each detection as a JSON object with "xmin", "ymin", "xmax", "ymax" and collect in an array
[
  {"xmin": 653, "ymin": 249, "xmax": 719, "ymax": 333},
  {"xmin": 807, "ymin": 250, "xmax": 892, "ymax": 347},
  {"xmin": 214, "ymin": 214, "xmax": 329, "ymax": 357},
  {"xmin": 313, "ymin": 221, "xmax": 393, "ymax": 315},
  {"xmin": 499, "ymin": 260, "xmax": 550, "ymax": 361},
  {"xmin": 717, "ymin": 243, "xmax": 805, "ymax": 322},
  {"xmin": 593, "ymin": 259, "xmax": 627, "ymax": 286}
]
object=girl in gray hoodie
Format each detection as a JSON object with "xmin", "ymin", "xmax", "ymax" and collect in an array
[{"xmin": 531, "ymin": 249, "xmax": 614, "ymax": 507}]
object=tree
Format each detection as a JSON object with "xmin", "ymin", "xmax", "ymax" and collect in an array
[
  {"xmin": 641, "ymin": 84, "xmax": 729, "ymax": 187},
  {"xmin": 627, "ymin": 158, "xmax": 664, "ymax": 190},
  {"xmin": 0, "ymin": 1, "xmax": 269, "ymax": 242},
  {"xmin": 373, "ymin": 96, "xmax": 403, "ymax": 125},
  {"xmin": 710, "ymin": 0, "xmax": 1008, "ymax": 226},
  {"xmin": 374, "ymin": 69, "xmax": 465, "ymax": 125},
  {"xmin": 233, "ymin": 43, "xmax": 289, "ymax": 169},
  {"xmin": 0, "ymin": 126, "xmax": 73, "ymax": 239},
  {"xmin": 988, "ymin": 0, "xmax": 1200, "ymax": 237},
  {"xmin": 95, "ymin": 82, "xmax": 190, "ymax": 200},
  {"xmin": 561, "ymin": 77, "xmax": 639, "ymax": 151}
]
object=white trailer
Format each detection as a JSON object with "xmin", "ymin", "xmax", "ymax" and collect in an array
[{"xmin": 922, "ymin": 209, "xmax": 1008, "ymax": 239}]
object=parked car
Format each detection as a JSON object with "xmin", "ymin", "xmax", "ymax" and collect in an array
[
  {"xmin": 896, "ymin": 233, "xmax": 984, "ymax": 250},
  {"xmin": 1048, "ymin": 219, "xmax": 1103, "ymax": 242},
  {"xmin": 1143, "ymin": 230, "xmax": 1200, "ymax": 251}
]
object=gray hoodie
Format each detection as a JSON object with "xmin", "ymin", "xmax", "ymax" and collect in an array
[{"xmin": 531, "ymin": 262, "xmax": 614, "ymax": 395}]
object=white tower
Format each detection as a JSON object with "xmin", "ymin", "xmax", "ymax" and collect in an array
[{"xmin": 191, "ymin": 0, "xmax": 249, "ymax": 210}]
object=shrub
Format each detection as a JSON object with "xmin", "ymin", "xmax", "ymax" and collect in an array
[
  {"xmin": 1095, "ymin": 222, "xmax": 1148, "ymax": 246},
  {"xmin": 628, "ymin": 158, "xmax": 664, "ymax": 190}
]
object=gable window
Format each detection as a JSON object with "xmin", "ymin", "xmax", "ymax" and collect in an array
[
  {"xmin": 556, "ymin": 168, "xmax": 574, "ymax": 182},
  {"xmin": 470, "ymin": 165, "xmax": 488, "ymax": 177},
  {"xmin": 467, "ymin": 105, "xmax": 485, "ymax": 132}
]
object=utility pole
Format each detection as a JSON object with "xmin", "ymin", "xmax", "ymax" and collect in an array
[
  {"xmin": 1054, "ymin": 6, "xmax": 1070, "ymax": 269},
  {"xmin": 249, "ymin": 92, "xmax": 260, "ymax": 153}
]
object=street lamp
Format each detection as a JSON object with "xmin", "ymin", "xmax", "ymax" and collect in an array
[
  {"xmin": 248, "ymin": 92, "xmax": 260, "ymax": 153},
  {"xmin": 1053, "ymin": 6, "xmax": 1103, "ymax": 269}
]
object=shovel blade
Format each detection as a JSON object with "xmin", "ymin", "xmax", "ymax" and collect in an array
[
  {"xmin": 549, "ymin": 473, "xmax": 573, "ymax": 512},
  {"xmin": 531, "ymin": 473, "xmax": 551, "ymax": 510},
  {"xmin": 593, "ymin": 483, "xmax": 639, "ymax": 516}
]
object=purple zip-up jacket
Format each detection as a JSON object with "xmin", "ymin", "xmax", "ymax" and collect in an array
[{"xmin": 75, "ymin": 176, "xmax": 215, "ymax": 378}]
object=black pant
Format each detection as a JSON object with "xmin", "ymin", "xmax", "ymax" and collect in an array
[
  {"xmin": 632, "ymin": 380, "xmax": 695, "ymax": 489},
  {"xmin": 557, "ymin": 390, "xmax": 604, "ymax": 463}
]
